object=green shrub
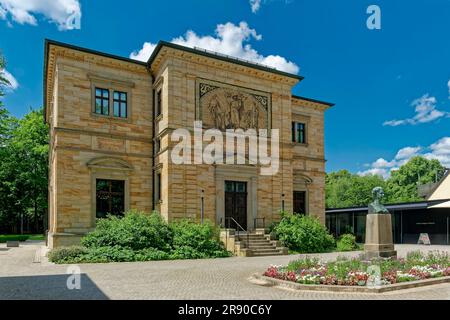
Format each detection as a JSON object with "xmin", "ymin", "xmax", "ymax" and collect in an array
[
  {"xmin": 81, "ymin": 210, "xmax": 172, "ymax": 251},
  {"xmin": 49, "ymin": 211, "xmax": 230, "ymax": 264},
  {"xmin": 336, "ymin": 234, "xmax": 357, "ymax": 252},
  {"xmin": 81, "ymin": 246, "xmax": 137, "ymax": 263},
  {"xmin": 169, "ymin": 219, "xmax": 230, "ymax": 259},
  {"xmin": 48, "ymin": 246, "xmax": 87, "ymax": 263},
  {"xmin": 134, "ymin": 248, "xmax": 171, "ymax": 261},
  {"xmin": 274, "ymin": 212, "xmax": 335, "ymax": 253},
  {"xmin": 0, "ymin": 235, "xmax": 30, "ymax": 243}
]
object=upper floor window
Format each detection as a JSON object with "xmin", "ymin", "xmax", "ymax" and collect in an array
[
  {"xmin": 93, "ymin": 85, "xmax": 130, "ymax": 119},
  {"xmin": 292, "ymin": 122, "xmax": 306, "ymax": 144},
  {"xmin": 155, "ymin": 89, "xmax": 162, "ymax": 117},
  {"xmin": 95, "ymin": 88, "xmax": 109, "ymax": 115},
  {"xmin": 113, "ymin": 91, "xmax": 127, "ymax": 118}
]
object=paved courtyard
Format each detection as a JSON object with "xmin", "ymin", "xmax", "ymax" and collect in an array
[{"xmin": 1, "ymin": 242, "xmax": 450, "ymax": 300}]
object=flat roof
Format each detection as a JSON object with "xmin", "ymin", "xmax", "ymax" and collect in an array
[{"xmin": 326, "ymin": 198, "xmax": 450, "ymax": 214}]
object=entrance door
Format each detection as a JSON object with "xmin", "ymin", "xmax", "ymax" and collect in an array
[{"xmin": 224, "ymin": 181, "xmax": 247, "ymax": 230}]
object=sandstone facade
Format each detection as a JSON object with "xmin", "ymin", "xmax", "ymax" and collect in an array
[{"xmin": 44, "ymin": 40, "xmax": 333, "ymax": 247}]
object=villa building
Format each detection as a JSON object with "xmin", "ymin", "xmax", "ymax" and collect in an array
[{"xmin": 44, "ymin": 39, "xmax": 333, "ymax": 248}]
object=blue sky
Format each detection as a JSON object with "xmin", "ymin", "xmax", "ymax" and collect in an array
[{"xmin": 1, "ymin": 0, "xmax": 449, "ymax": 175}]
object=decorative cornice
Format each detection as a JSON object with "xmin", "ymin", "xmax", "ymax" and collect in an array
[
  {"xmin": 87, "ymin": 156, "xmax": 134, "ymax": 171},
  {"xmin": 150, "ymin": 45, "xmax": 301, "ymax": 86},
  {"xmin": 53, "ymin": 127, "xmax": 152, "ymax": 143},
  {"xmin": 292, "ymin": 95, "xmax": 334, "ymax": 111},
  {"xmin": 292, "ymin": 155, "xmax": 327, "ymax": 163},
  {"xmin": 55, "ymin": 145, "xmax": 152, "ymax": 159},
  {"xmin": 87, "ymin": 73, "xmax": 135, "ymax": 88}
]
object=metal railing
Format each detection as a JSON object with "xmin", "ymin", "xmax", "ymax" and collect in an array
[
  {"xmin": 253, "ymin": 217, "xmax": 266, "ymax": 229},
  {"xmin": 222, "ymin": 217, "xmax": 249, "ymax": 247}
]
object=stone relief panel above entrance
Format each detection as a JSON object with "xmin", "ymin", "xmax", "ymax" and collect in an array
[{"xmin": 196, "ymin": 79, "xmax": 272, "ymax": 131}]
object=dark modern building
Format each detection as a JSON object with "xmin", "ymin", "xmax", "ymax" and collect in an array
[{"xmin": 326, "ymin": 170, "xmax": 450, "ymax": 245}]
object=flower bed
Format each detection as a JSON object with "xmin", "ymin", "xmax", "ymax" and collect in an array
[{"xmin": 263, "ymin": 251, "xmax": 450, "ymax": 287}]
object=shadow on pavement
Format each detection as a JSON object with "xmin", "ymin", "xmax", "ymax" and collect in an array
[{"xmin": 0, "ymin": 274, "xmax": 109, "ymax": 300}]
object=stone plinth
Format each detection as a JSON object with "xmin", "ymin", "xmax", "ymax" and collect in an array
[{"xmin": 364, "ymin": 213, "xmax": 397, "ymax": 259}]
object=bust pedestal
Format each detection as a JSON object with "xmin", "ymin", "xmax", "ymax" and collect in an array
[{"xmin": 364, "ymin": 213, "xmax": 397, "ymax": 259}]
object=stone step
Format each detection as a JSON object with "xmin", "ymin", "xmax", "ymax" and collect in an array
[
  {"xmin": 249, "ymin": 247, "xmax": 281, "ymax": 253},
  {"xmin": 247, "ymin": 245, "xmax": 277, "ymax": 250},
  {"xmin": 239, "ymin": 239, "xmax": 270, "ymax": 243},
  {"xmin": 246, "ymin": 241, "xmax": 275, "ymax": 246},
  {"xmin": 237, "ymin": 237, "xmax": 268, "ymax": 241},
  {"xmin": 252, "ymin": 251, "xmax": 285, "ymax": 257},
  {"xmin": 238, "ymin": 233, "xmax": 265, "ymax": 237},
  {"xmin": 228, "ymin": 230, "xmax": 288, "ymax": 257},
  {"xmin": 246, "ymin": 241, "xmax": 274, "ymax": 246},
  {"xmin": 240, "ymin": 243, "xmax": 274, "ymax": 248}
]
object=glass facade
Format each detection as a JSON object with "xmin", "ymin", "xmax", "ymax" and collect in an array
[{"xmin": 326, "ymin": 208, "xmax": 450, "ymax": 245}]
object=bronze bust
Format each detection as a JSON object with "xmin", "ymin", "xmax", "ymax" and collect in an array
[{"xmin": 368, "ymin": 187, "xmax": 389, "ymax": 214}]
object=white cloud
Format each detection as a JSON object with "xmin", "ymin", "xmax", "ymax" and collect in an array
[
  {"xmin": 0, "ymin": 0, "xmax": 81, "ymax": 30},
  {"xmin": 395, "ymin": 146, "xmax": 421, "ymax": 160},
  {"xmin": 0, "ymin": 68, "xmax": 19, "ymax": 90},
  {"xmin": 129, "ymin": 21, "xmax": 299, "ymax": 74},
  {"xmin": 372, "ymin": 158, "xmax": 396, "ymax": 169},
  {"xmin": 424, "ymin": 137, "xmax": 450, "ymax": 167},
  {"xmin": 383, "ymin": 94, "xmax": 449, "ymax": 126},
  {"xmin": 358, "ymin": 168, "xmax": 390, "ymax": 179},
  {"xmin": 359, "ymin": 138, "xmax": 450, "ymax": 178},
  {"xmin": 0, "ymin": 5, "xmax": 6, "ymax": 19},
  {"xmin": 249, "ymin": 0, "xmax": 262, "ymax": 13},
  {"xmin": 129, "ymin": 42, "xmax": 157, "ymax": 63},
  {"xmin": 448, "ymin": 79, "xmax": 450, "ymax": 98}
]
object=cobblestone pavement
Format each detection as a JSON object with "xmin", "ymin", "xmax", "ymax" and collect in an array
[{"xmin": 1, "ymin": 242, "xmax": 450, "ymax": 300}]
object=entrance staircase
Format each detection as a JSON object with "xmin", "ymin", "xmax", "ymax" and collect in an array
[{"xmin": 220, "ymin": 229, "xmax": 288, "ymax": 257}]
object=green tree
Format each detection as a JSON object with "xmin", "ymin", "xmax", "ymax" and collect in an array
[
  {"xmin": 0, "ymin": 109, "xmax": 48, "ymax": 233},
  {"xmin": 0, "ymin": 53, "xmax": 11, "ymax": 141},
  {"xmin": 1, "ymin": 51, "xmax": 49, "ymax": 234},
  {"xmin": 326, "ymin": 170, "xmax": 387, "ymax": 208},
  {"xmin": 386, "ymin": 156, "xmax": 445, "ymax": 203},
  {"xmin": 326, "ymin": 156, "xmax": 446, "ymax": 208}
]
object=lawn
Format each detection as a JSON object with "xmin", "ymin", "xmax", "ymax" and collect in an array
[{"xmin": 0, "ymin": 234, "xmax": 45, "ymax": 243}]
